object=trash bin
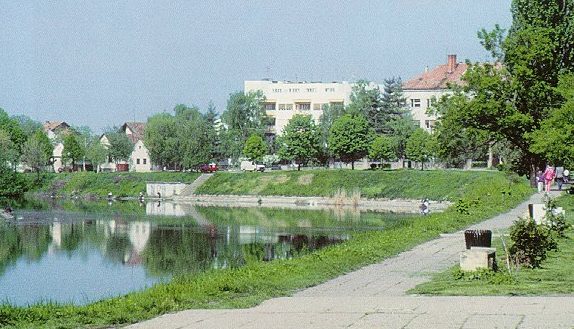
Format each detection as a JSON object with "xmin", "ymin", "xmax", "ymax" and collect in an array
[{"xmin": 464, "ymin": 229, "xmax": 492, "ymax": 249}]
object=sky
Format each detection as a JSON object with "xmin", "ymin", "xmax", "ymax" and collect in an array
[{"xmin": 0, "ymin": 1, "xmax": 512, "ymax": 133}]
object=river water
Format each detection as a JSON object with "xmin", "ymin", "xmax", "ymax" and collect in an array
[{"xmin": 0, "ymin": 200, "xmax": 414, "ymax": 306}]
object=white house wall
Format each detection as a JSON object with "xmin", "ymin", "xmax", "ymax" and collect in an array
[{"xmin": 130, "ymin": 140, "xmax": 152, "ymax": 172}]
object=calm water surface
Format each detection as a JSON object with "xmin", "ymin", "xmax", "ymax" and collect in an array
[{"xmin": 0, "ymin": 201, "xmax": 414, "ymax": 306}]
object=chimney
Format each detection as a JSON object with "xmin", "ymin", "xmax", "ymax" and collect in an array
[{"xmin": 447, "ymin": 54, "xmax": 457, "ymax": 73}]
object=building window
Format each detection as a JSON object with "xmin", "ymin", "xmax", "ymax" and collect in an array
[
  {"xmin": 427, "ymin": 99, "xmax": 432, "ymax": 107},
  {"xmin": 306, "ymin": 88, "xmax": 316, "ymax": 92},
  {"xmin": 411, "ymin": 99, "xmax": 421, "ymax": 108},
  {"xmin": 136, "ymin": 158, "xmax": 140, "ymax": 165},
  {"xmin": 289, "ymin": 88, "xmax": 300, "ymax": 93},
  {"xmin": 264, "ymin": 103, "xmax": 276, "ymax": 111},
  {"xmin": 273, "ymin": 88, "xmax": 282, "ymax": 93},
  {"xmin": 295, "ymin": 103, "xmax": 311, "ymax": 111},
  {"xmin": 325, "ymin": 87, "xmax": 335, "ymax": 92},
  {"xmin": 425, "ymin": 120, "xmax": 436, "ymax": 130},
  {"xmin": 143, "ymin": 159, "xmax": 147, "ymax": 165},
  {"xmin": 278, "ymin": 104, "xmax": 293, "ymax": 111},
  {"xmin": 313, "ymin": 103, "xmax": 326, "ymax": 111}
]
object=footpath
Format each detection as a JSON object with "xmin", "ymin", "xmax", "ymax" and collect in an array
[{"xmin": 127, "ymin": 191, "xmax": 574, "ymax": 329}]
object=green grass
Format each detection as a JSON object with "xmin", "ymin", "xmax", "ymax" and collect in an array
[
  {"xmin": 0, "ymin": 171, "xmax": 533, "ymax": 328},
  {"xmin": 410, "ymin": 194, "xmax": 574, "ymax": 296},
  {"xmin": 34, "ymin": 172, "xmax": 201, "ymax": 198},
  {"xmin": 196, "ymin": 169, "xmax": 500, "ymax": 201}
]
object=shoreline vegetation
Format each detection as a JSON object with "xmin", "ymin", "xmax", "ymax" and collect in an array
[
  {"xmin": 410, "ymin": 194, "xmax": 574, "ymax": 296},
  {"xmin": 1, "ymin": 170, "xmax": 533, "ymax": 328}
]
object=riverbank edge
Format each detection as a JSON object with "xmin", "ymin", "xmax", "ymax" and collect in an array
[{"xmin": 0, "ymin": 175, "xmax": 533, "ymax": 329}]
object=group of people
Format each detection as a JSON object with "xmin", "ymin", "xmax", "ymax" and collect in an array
[{"xmin": 537, "ymin": 165, "xmax": 569, "ymax": 193}]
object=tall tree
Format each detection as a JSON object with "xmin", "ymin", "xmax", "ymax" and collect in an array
[
  {"xmin": 277, "ymin": 114, "xmax": 321, "ymax": 170},
  {"xmin": 346, "ymin": 80, "xmax": 384, "ymax": 133},
  {"xmin": 318, "ymin": 103, "xmax": 346, "ymax": 164},
  {"xmin": 106, "ymin": 132, "xmax": 133, "ymax": 163},
  {"xmin": 243, "ymin": 134, "xmax": 267, "ymax": 162},
  {"xmin": 85, "ymin": 141, "xmax": 108, "ymax": 172},
  {"xmin": 328, "ymin": 114, "xmax": 373, "ymax": 170},
  {"xmin": 144, "ymin": 113, "xmax": 179, "ymax": 169},
  {"xmin": 380, "ymin": 77, "xmax": 408, "ymax": 133},
  {"xmin": 455, "ymin": 0, "xmax": 574, "ymax": 182},
  {"xmin": 176, "ymin": 105, "xmax": 213, "ymax": 169},
  {"xmin": 21, "ymin": 136, "xmax": 49, "ymax": 180},
  {"xmin": 369, "ymin": 135, "xmax": 396, "ymax": 164},
  {"xmin": 63, "ymin": 134, "xmax": 84, "ymax": 170},
  {"xmin": 406, "ymin": 128, "xmax": 436, "ymax": 170}
]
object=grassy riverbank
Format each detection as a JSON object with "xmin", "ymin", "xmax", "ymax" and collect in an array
[
  {"xmin": 0, "ymin": 170, "xmax": 533, "ymax": 328},
  {"xmin": 410, "ymin": 194, "xmax": 574, "ymax": 296},
  {"xmin": 196, "ymin": 169, "xmax": 499, "ymax": 201},
  {"xmin": 35, "ymin": 172, "xmax": 201, "ymax": 198}
]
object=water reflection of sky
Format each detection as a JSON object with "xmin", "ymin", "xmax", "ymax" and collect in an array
[{"xmin": 0, "ymin": 245, "xmax": 162, "ymax": 306}]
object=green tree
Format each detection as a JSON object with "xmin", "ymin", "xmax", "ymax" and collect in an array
[
  {"xmin": 144, "ymin": 113, "xmax": 179, "ymax": 169},
  {"xmin": 85, "ymin": 141, "xmax": 108, "ymax": 172},
  {"xmin": 175, "ymin": 105, "xmax": 213, "ymax": 169},
  {"xmin": 106, "ymin": 132, "xmax": 133, "ymax": 163},
  {"xmin": 277, "ymin": 114, "xmax": 321, "ymax": 170},
  {"xmin": 221, "ymin": 91, "xmax": 266, "ymax": 160},
  {"xmin": 346, "ymin": 80, "xmax": 384, "ymax": 133},
  {"xmin": 21, "ymin": 134, "xmax": 49, "ymax": 179},
  {"xmin": 386, "ymin": 113, "xmax": 417, "ymax": 163},
  {"xmin": 0, "ymin": 130, "xmax": 18, "ymax": 167},
  {"xmin": 406, "ymin": 128, "xmax": 435, "ymax": 170},
  {"xmin": 243, "ymin": 134, "xmax": 267, "ymax": 162},
  {"xmin": 454, "ymin": 0, "xmax": 574, "ymax": 183},
  {"xmin": 32, "ymin": 130, "xmax": 54, "ymax": 163},
  {"xmin": 380, "ymin": 77, "xmax": 408, "ymax": 133},
  {"xmin": 369, "ymin": 135, "xmax": 396, "ymax": 164},
  {"xmin": 318, "ymin": 103, "xmax": 346, "ymax": 163},
  {"xmin": 63, "ymin": 134, "xmax": 84, "ymax": 170},
  {"xmin": 0, "ymin": 109, "xmax": 26, "ymax": 167},
  {"xmin": 328, "ymin": 114, "xmax": 373, "ymax": 170},
  {"xmin": 530, "ymin": 74, "xmax": 574, "ymax": 168},
  {"xmin": 431, "ymin": 90, "xmax": 491, "ymax": 168}
]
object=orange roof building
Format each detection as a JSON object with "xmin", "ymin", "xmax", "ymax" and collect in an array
[{"xmin": 403, "ymin": 54, "xmax": 467, "ymax": 132}]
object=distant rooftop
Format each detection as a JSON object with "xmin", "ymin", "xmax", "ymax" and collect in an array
[
  {"xmin": 403, "ymin": 54, "xmax": 467, "ymax": 90},
  {"xmin": 121, "ymin": 122, "xmax": 146, "ymax": 144}
]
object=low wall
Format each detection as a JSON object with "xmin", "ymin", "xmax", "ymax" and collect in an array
[{"xmin": 146, "ymin": 182, "xmax": 187, "ymax": 198}]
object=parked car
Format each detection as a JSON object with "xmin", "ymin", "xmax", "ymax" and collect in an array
[
  {"xmin": 240, "ymin": 161, "xmax": 265, "ymax": 172},
  {"xmin": 200, "ymin": 163, "xmax": 218, "ymax": 173}
]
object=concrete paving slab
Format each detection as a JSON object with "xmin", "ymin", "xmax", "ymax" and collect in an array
[
  {"xmin": 348, "ymin": 312, "xmax": 418, "ymax": 329},
  {"xmin": 462, "ymin": 314, "xmax": 523, "ymax": 329}
]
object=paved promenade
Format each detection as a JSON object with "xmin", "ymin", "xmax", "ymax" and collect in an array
[{"xmin": 128, "ymin": 191, "xmax": 574, "ymax": 329}]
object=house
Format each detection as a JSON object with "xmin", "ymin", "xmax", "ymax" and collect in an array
[
  {"xmin": 120, "ymin": 122, "xmax": 152, "ymax": 172},
  {"xmin": 403, "ymin": 54, "xmax": 468, "ymax": 132},
  {"xmin": 42, "ymin": 121, "xmax": 73, "ymax": 172}
]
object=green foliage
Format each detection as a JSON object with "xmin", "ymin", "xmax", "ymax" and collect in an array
[
  {"xmin": 406, "ymin": 128, "xmax": 436, "ymax": 169},
  {"xmin": 530, "ymin": 74, "xmax": 574, "ymax": 168},
  {"xmin": 62, "ymin": 134, "xmax": 84, "ymax": 168},
  {"xmin": 0, "ymin": 108, "xmax": 26, "ymax": 157},
  {"xmin": 386, "ymin": 114, "xmax": 417, "ymax": 161},
  {"xmin": 452, "ymin": 267, "xmax": 514, "ymax": 285},
  {"xmin": 277, "ymin": 114, "xmax": 321, "ymax": 168},
  {"xmin": 39, "ymin": 172, "xmax": 202, "ymax": 198},
  {"xmin": 509, "ymin": 218, "xmax": 555, "ymax": 268},
  {"xmin": 21, "ymin": 135, "xmax": 49, "ymax": 177},
  {"xmin": 105, "ymin": 132, "xmax": 133, "ymax": 163},
  {"xmin": 347, "ymin": 80, "xmax": 385, "ymax": 133},
  {"xmin": 196, "ymin": 170, "xmax": 530, "ymax": 202},
  {"xmin": 243, "ymin": 134, "xmax": 267, "ymax": 162},
  {"xmin": 85, "ymin": 141, "xmax": 108, "ymax": 172},
  {"xmin": 369, "ymin": 135, "xmax": 395, "ymax": 162},
  {"xmin": 328, "ymin": 114, "xmax": 373, "ymax": 169},
  {"xmin": 144, "ymin": 113, "xmax": 179, "ymax": 168},
  {"xmin": 220, "ymin": 91, "xmax": 267, "ymax": 162},
  {"xmin": 0, "ymin": 164, "xmax": 28, "ymax": 198}
]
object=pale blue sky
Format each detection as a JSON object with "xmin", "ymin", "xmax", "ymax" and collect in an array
[{"xmin": 1, "ymin": 1, "xmax": 511, "ymax": 132}]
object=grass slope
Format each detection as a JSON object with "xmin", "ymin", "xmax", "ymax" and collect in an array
[
  {"xmin": 36, "ymin": 172, "xmax": 201, "ymax": 197},
  {"xmin": 1, "ymin": 170, "xmax": 532, "ymax": 328},
  {"xmin": 410, "ymin": 194, "xmax": 574, "ymax": 296},
  {"xmin": 196, "ymin": 169, "xmax": 498, "ymax": 201}
]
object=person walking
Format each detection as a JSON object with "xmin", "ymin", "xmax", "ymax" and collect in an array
[
  {"xmin": 543, "ymin": 165, "xmax": 556, "ymax": 193},
  {"xmin": 556, "ymin": 166, "xmax": 565, "ymax": 191},
  {"xmin": 536, "ymin": 169, "xmax": 544, "ymax": 193}
]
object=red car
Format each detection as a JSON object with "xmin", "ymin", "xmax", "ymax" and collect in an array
[{"xmin": 200, "ymin": 163, "xmax": 218, "ymax": 173}]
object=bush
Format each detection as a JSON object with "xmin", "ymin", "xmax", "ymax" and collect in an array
[
  {"xmin": 544, "ymin": 197, "xmax": 568, "ymax": 238},
  {"xmin": 509, "ymin": 217, "xmax": 555, "ymax": 268}
]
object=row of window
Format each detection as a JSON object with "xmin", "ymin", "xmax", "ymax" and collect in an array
[
  {"xmin": 271, "ymin": 87, "xmax": 337, "ymax": 93},
  {"xmin": 266, "ymin": 102, "xmax": 344, "ymax": 111},
  {"xmin": 135, "ymin": 158, "xmax": 148, "ymax": 165},
  {"xmin": 410, "ymin": 99, "xmax": 434, "ymax": 108}
]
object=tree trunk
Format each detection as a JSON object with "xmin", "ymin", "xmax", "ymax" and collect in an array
[
  {"xmin": 351, "ymin": 161, "xmax": 355, "ymax": 170},
  {"xmin": 297, "ymin": 163, "xmax": 301, "ymax": 171},
  {"xmin": 529, "ymin": 163, "xmax": 537, "ymax": 188}
]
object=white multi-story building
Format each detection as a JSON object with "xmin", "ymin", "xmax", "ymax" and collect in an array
[
  {"xmin": 244, "ymin": 80, "xmax": 353, "ymax": 135},
  {"xmin": 403, "ymin": 54, "xmax": 468, "ymax": 132}
]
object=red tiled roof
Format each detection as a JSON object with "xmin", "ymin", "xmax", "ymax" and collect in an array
[
  {"xmin": 42, "ymin": 121, "xmax": 70, "ymax": 133},
  {"xmin": 403, "ymin": 55, "xmax": 468, "ymax": 90},
  {"xmin": 121, "ymin": 122, "xmax": 146, "ymax": 144}
]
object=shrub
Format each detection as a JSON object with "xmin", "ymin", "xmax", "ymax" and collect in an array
[
  {"xmin": 509, "ymin": 217, "xmax": 555, "ymax": 268},
  {"xmin": 544, "ymin": 197, "xmax": 568, "ymax": 238}
]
